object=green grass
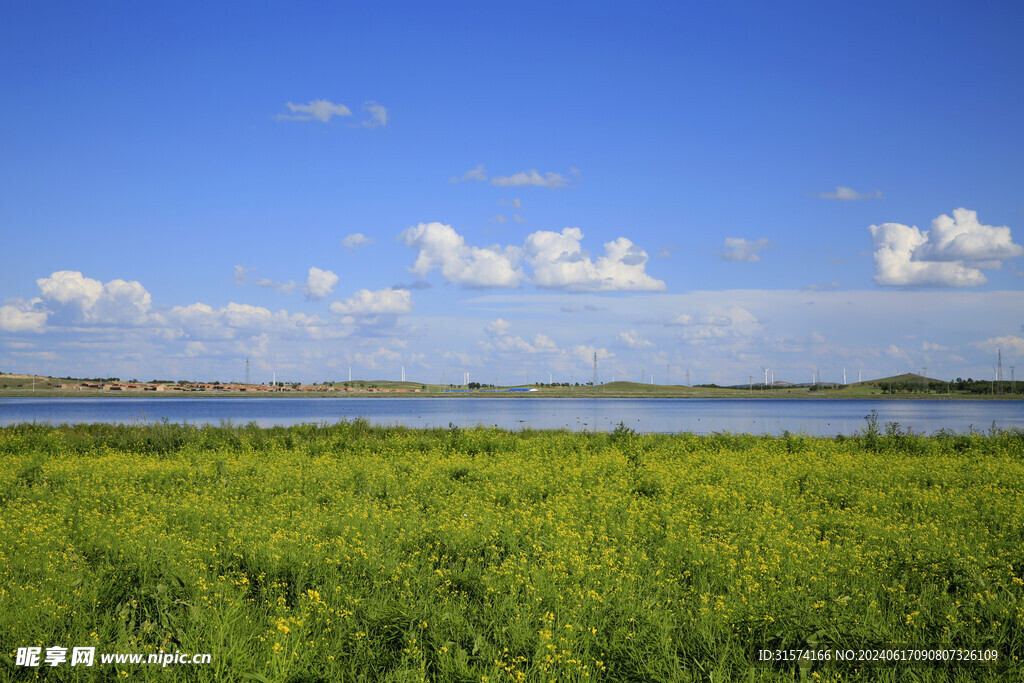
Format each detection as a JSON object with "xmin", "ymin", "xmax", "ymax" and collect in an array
[{"xmin": 1, "ymin": 421, "xmax": 1022, "ymax": 681}]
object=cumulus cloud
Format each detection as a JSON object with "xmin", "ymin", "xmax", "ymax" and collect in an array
[
  {"xmin": 817, "ymin": 186, "xmax": 883, "ymax": 201},
  {"xmin": 360, "ymin": 101, "xmax": 387, "ymax": 128},
  {"xmin": 497, "ymin": 198, "xmax": 522, "ymax": 208},
  {"xmin": 524, "ymin": 228, "xmax": 665, "ymax": 292},
  {"xmin": 277, "ymin": 99, "xmax": 352, "ymax": 123},
  {"xmin": 36, "ymin": 271, "xmax": 152, "ymax": 325},
  {"xmin": 166, "ymin": 302, "xmax": 324, "ymax": 339},
  {"xmin": 913, "ymin": 208, "xmax": 1023, "ymax": 262},
  {"xmin": 303, "ymin": 267, "xmax": 338, "ymax": 300},
  {"xmin": 0, "ymin": 301, "xmax": 47, "ymax": 333},
  {"xmin": 869, "ymin": 209, "xmax": 1021, "ymax": 287},
  {"xmin": 491, "ymin": 167, "xmax": 579, "ymax": 189},
  {"xmin": 399, "ymin": 222, "xmax": 524, "ymax": 288},
  {"xmin": 720, "ymin": 237, "xmax": 772, "ymax": 262},
  {"xmin": 399, "ymin": 222, "xmax": 663, "ymax": 290},
  {"xmin": 329, "ymin": 288, "xmax": 412, "ymax": 315},
  {"xmin": 341, "ymin": 233, "xmax": 373, "ymax": 249}
]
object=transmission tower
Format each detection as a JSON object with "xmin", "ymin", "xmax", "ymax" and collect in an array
[
  {"xmin": 997, "ymin": 349, "xmax": 1003, "ymax": 382},
  {"xmin": 245, "ymin": 358, "xmax": 250, "ymax": 385}
]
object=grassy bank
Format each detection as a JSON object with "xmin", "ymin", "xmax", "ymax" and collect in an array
[{"xmin": 1, "ymin": 422, "xmax": 1023, "ymax": 681}]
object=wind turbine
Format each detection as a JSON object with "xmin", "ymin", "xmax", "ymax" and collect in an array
[{"xmin": 761, "ymin": 366, "xmax": 768, "ymax": 387}]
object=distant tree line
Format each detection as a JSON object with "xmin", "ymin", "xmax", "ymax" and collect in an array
[
  {"xmin": 950, "ymin": 378, "xmax": 1023, "ymax": 395},
  {"xmin": 874, "ymin": 378, "xmax": 1023, "ymax": 395}
]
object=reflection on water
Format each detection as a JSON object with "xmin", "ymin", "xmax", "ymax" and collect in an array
[{"xmin": 1, "ymin": 397, "xmax": 1022, "ymax": 436}]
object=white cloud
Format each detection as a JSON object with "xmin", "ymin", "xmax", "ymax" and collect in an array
[
  {"xmin": 277, "ymin": 99, "xmax": 353, "ymax": 123},
  {"xmin": 720, "ymin": 237, "xmax": 772, "ymax": 262},
  {"xmin": 399, "ymin": 222, "xmax": 524, "ymax": 288},
  {"xmin": 618, "ymin": 330, "xmax": 653, "ymax": 349},
  {"xmin": 569, "ymin": 344, "xmax": 612, "ymax": 366},
  {"xmin": 818, "ymin": 186, "xmax": 883, "ymax": 201},
  {"xmin": 524, "ymin": 228, "xmax": 665, "ymax": 292},
  {"xmin": 913, "ymin": 208, "xmax": 1023, "ymax": 262},
  {"xmin": 36, "ymin": 271, "xmax": 152, "ymax": 324},
  {"xmin": 0, "ymin": 301, "xmax": 47, "ymax": 333},
  {"xmin": 342, "ymin": 233, "xmax": 373, "ymax": 249},
  {"xmin": 868, "ymin": 208, "xmax": 1022, "ymax": 287},
  {"xmin": 490, "ymin": 214, "xmax": 507, "ymax": 223},
  {"xmin": 449, "ymin": 165, "xmax": 488, "ymax": 183},
  {"xmin": 361, "ymin": 101, "xmax": 387, "ymax": 128},
  {"xmin": 36, "ymin": 270, "xmax": 103, "ymax": 308},
  {"xmin": 165, "ymin": 302, "xmax": 325, "ymax": 340},
  {"xmin": 303, "ymin": 267, "xmax": 339, "ymax": 300},
  {"xmin": 497, "ymin": 198, "xmax": 523, "ymax": 208},
  {"xmin": 220, "ymin": 303, "xmax": 276, "ymax": 329},
  {"xmin": 484, "ymin": 318, "xmax": 511, "ymax": 337},
  {"xmin": 329, "ymin": 288, "xmax": 412, "ymax": 315},
  {"xmin": 491, "ymin": 168, "xmax": 578, "ymax": 189},
  {"xmin": 972, "ymin": 335, "xmax": 1024, "ymax": 355}
]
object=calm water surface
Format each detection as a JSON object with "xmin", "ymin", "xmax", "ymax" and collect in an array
[{"xmin": 1, "ymin": 397, "xmax": 1022, "ymax": 436}]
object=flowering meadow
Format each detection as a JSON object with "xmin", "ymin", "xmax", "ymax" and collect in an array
[{"xmin": 1, "ymin": 420, "xmax": 1022, "ymax": 681}]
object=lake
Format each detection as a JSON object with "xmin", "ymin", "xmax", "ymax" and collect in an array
[{"xmin": 1, "ymin": 397, "xmax": 1022, "ymax": 436}]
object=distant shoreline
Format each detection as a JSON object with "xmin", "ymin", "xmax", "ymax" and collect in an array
[
  {"xmin": 0, "ymin": 390, "xmax": 1020, "ymax": 400},
  {"xmin": 2, "ymin": 373, "xmax": 1021, "ymax": 400}
]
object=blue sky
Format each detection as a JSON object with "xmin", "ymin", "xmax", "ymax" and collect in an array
[{"xmin": 2, "ymin": 1, "xmax": 1023, "ymax": 385}]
